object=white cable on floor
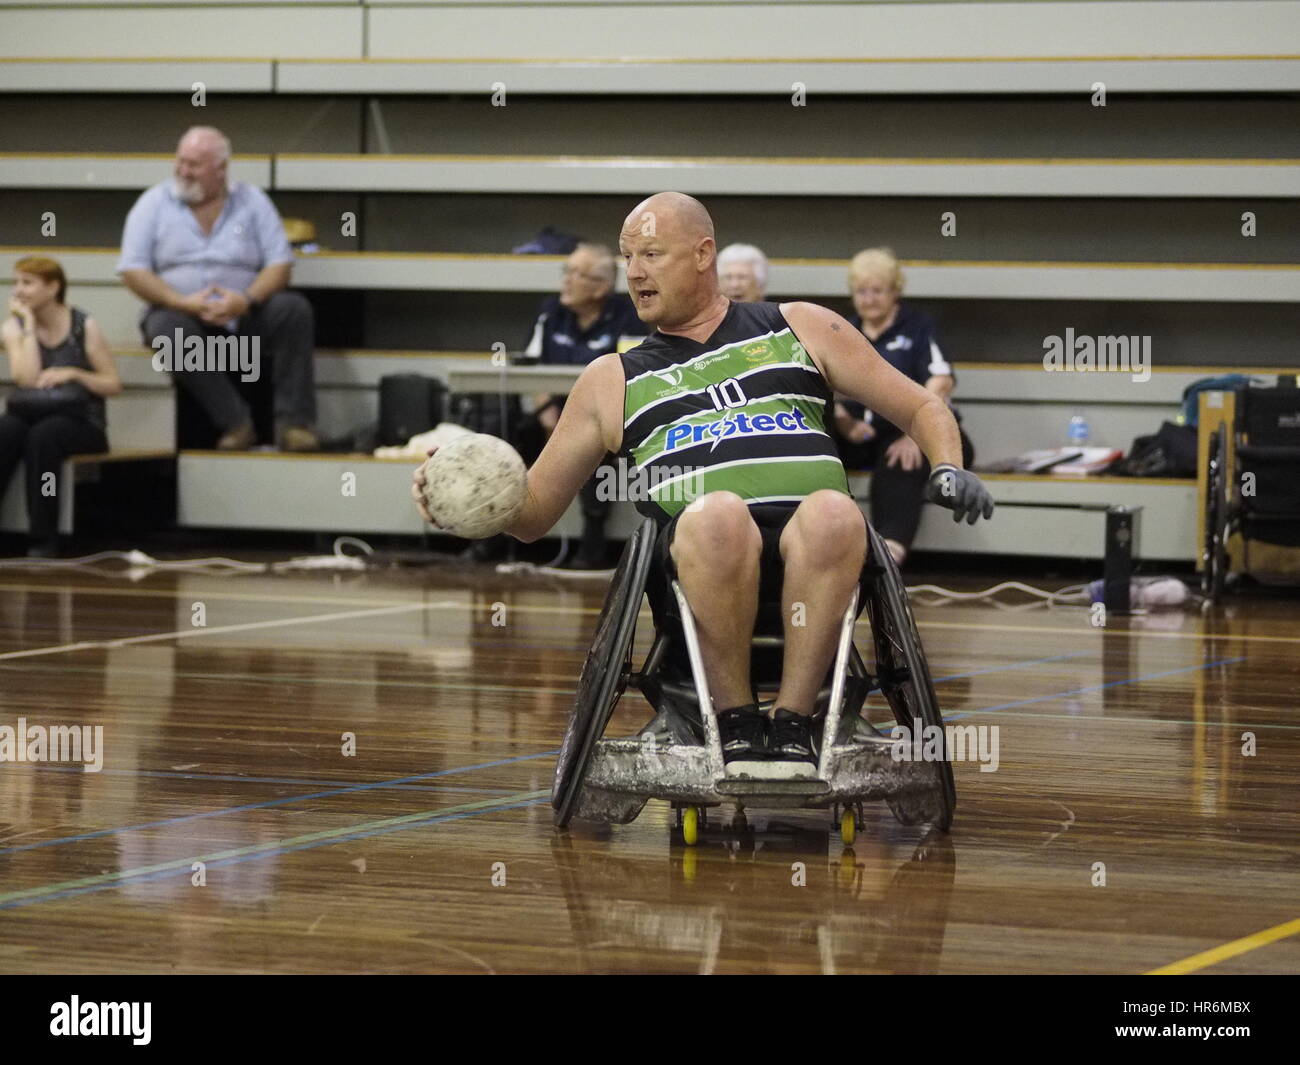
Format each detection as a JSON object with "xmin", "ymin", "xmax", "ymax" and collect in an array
[
  {"xmin": 0, "ymin": 536, "xmax": 379, "ymax": 575},
  {"xmin": 271, "ymin": 536, "xmax": 374, "ymax": 572},
  {"xmin": 0, "ymin": 549, "xmax": 266, "ymax": 573},
  {"xmin": 905, "ymin": 580, "xmax": 1090, "ymax": 607}
]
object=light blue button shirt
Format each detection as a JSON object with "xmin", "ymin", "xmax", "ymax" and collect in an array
[{"xmin": 117, "ymin": 180, "xmax": 293, "ymax": 299}]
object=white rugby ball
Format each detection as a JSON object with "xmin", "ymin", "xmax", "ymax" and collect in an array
[{"xmin": 419, "ymin": 433, "xmax": 527, "ymax": 539}]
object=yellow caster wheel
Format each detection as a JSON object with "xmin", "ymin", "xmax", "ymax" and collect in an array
[
  {"xmin": 840, "ymin": 808, "xmax": 856, "ymax": 845},
  {"xmin": 682, "ymin": 806, "xmax": 700, "ymax": 846}
]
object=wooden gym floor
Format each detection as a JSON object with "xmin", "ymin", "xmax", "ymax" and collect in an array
[{"xmin": 0, "ymin": 558, "xmax": 1295, "ymax": 974}]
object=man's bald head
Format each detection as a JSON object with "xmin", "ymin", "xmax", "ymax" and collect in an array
[
  {"xmin": 174, "ymin": 126, "xmax": 231, "ymax": 206},
  {"xmin": 619, "ymin": 192, "xmax": 723, "ymax": 330},
  {"xmin": 178, "ymin": 126, "xmax": 231, "ymax": 165},
  {"xmin": 622, "ymin": 191, "xmax": 714, "ymax": 247}
]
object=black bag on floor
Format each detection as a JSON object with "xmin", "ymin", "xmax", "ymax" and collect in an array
[
  {"xmin": 1111, "ymin": 421, "xmax": 1198, "ymax": 477},
  {"xmin": 378, "ymin": 374, "xmax": 446, "ymax": 447}
]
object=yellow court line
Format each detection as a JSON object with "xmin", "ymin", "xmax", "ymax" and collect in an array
[{"xmin": 1147, "ymin": 917, "xmax": 1300, "ymax": 974}]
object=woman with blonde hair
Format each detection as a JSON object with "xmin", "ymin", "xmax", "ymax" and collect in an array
[
  {"xmin": 833, "ymin": 248, "xmax": 974, "ymax": 566},
  {"xmin": 0, "ymin": 256, "xmax": 120, "ymax": 556}
]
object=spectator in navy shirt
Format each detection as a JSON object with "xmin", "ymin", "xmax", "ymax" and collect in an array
[
  {"xmin": 519, "ymin": 242, "xmax": 644, "ymax": 568},
  {"xmin": 118, "ymin": 126, "xmax": 319, "ymax": 451},
  {"xmin": 833, "ymin": 247, "xmax": 974, "ymax": 567}
]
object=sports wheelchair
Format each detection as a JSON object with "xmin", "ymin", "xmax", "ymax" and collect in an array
[
  {"xmin": 552, "ymin": 516, "xmax": 955, "ymax": 845},
  {"xmin": 1203, "ymin": 384, "xmax": 1300, "ymax": 602}
]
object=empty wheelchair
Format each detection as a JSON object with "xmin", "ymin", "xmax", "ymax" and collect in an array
[
  {"xmin": 552, "ymin": 515, "xmax": 955, "ymax": 845},
  {"xmin": 1203, "ymin": 384, "xmax": 1300, "ymax": 602}
]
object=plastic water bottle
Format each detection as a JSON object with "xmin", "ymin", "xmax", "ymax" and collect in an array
[{"xmin": 1067, "ymin": 413, "xmax": 1090, "ymax": 448}]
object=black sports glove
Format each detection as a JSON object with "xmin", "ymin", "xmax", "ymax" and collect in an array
[{"xmin": 926, "ymin": 464, "xmax": 994, "ymax": 525}]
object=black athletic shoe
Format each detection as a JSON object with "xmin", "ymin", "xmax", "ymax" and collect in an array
[
  {"xmin": 767, "ymin": 709, "xmax": 819, "ymax": 779},
  {"xmin": 716, "ymin": 704, "xmax": 769, "ymax": 776}
]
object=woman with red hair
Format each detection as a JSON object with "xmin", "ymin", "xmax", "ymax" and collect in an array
[{"xmin": 0, "ymin": 256, "xmax": 121, "ymax": 556}]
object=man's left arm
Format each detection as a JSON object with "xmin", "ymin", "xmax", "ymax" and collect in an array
[
  {"xmin": 239, "ymin": 189, "xmax": 295, "ymax": 310},
  {"xmin": 782, "ymin": 301, "xmax": 993, "ymax": 523}
]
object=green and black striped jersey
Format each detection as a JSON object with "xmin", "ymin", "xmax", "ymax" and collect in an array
[{"xmin": 618, "ymin": 300, "xmax": 849, "ymax": 524}]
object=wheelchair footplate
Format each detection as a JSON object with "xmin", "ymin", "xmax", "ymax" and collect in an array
[{"xmin": 569, "ymin": 705, "xmax": 947, "ymax": 831}]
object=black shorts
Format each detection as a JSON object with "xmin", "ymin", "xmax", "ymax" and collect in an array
[{"xmin": 645, "ymin": 502, "xmax": 871, "ymax": 641}]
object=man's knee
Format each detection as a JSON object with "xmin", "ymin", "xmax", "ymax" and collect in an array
[
  {"xmin": 672, "ymin": 491, "xmax": 760, "ymax": 573},
  {"xmin": 784, "ymin": 490, "xmax": 866, "ymax": 565},
  {"xmin": 258, "ymin": 290, "xmax": 313, "ymax": 332}
]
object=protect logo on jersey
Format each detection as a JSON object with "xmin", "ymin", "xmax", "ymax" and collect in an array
[{"xmin": 664, "ymin": 408, "xmax": 812, "ymax": 452}]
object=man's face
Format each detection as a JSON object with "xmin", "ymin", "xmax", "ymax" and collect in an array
[
  {"xmin": 173, "ymin": 137, "xmax": 225, "ymax": 206},
  {"xmin": 851, "ymin": 274, "xmax": 899, "ymax": 323},
  {"xmin": 620, "ymin": 213, "xmax": 709, "ymax": 327},
  {"xmin": 719, "ymin": 262, "xmax": 763, "ymax": 302},
  {"xmin": 559, "ymin": 248, "xmax": 612, "ymax": 309}
]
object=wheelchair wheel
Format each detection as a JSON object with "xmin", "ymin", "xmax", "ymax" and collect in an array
[
  {"xmin": 862, "ymin": 525, "xmax": 956, "ymax": 831},
  {"xmin": 552, "ymin": 517, "xmax": 658, "ymax": 827},
  {"xmin": 1203, "ymin": 428, "xmax": 1228, "ymax": 601}
]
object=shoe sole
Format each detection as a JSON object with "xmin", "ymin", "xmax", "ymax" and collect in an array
[
  {"xmin": 723, "ymin": 757, "xmax": 771, "ymax": 778},
  {"xmin": 760, "ymin": 758, "xmax": 819, "ymax": 780}
]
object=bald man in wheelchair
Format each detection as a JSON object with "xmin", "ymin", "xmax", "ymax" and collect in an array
[{"xmin": 415, "ymin": 192, "xmax": 993, "ymax": 778}]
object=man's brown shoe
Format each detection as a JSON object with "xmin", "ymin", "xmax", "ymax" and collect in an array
[
  {"xmin": 279, "ymin": 426, "xmax": 321, "ymax": 452},
  {"xmin": 216, "ymin": 420, "xmax": 256, "ymax": 450}
]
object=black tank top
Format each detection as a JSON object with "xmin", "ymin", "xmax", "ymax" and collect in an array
[
  {"xmin": 39, "ymin": 307, "xmax": 106, "ymax": 431},
  {"xmin": 619, "ymin": 300, "xmax": 847, "ymax": 524}
]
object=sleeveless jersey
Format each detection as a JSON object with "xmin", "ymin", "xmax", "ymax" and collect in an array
[{"xmin": 618, "ymin": 300, "xmax": 848, "ymax": 524}]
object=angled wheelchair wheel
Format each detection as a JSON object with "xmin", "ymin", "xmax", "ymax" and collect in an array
[
  {"xmin": 862, "ymin": 525, "xmax": 956, "ymax": 831},
  {"xmin": 552, "ymin": 517, "xmax": 659, "ymax": 827}
]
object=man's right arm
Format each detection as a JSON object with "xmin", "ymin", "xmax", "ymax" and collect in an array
[
  {"xmin": 507, "ymin": 352, "xmax": 622, "ymax": 542},
  {"xmin": 120, "ymin": 268, "xmax": 189, "ymax": 311}
]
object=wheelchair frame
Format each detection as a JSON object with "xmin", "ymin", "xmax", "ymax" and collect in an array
[
  {"xmin": 1202, "ymin": 385, "xmax": 1300, "ymax": 602},
  {"xmin": 552, "ymin": 516, "xmax": 956, "ymax": 844}
]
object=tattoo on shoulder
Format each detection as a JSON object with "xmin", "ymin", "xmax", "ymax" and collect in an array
[{"xmin": 830, "ymin": 322, "xmax": 840, "ymax": 332}]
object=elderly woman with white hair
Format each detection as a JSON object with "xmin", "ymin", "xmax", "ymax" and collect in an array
[
  {"xmin": 833, "ymin": 248, "xmax": 975, "ymax": 567},
  {"xmin": 717, "ymin": 243, "xmax": 769, "ymax": 303}
]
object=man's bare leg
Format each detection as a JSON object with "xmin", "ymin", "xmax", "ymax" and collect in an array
[
  {"xmin": 775, "ymin": 490, "xmax": 868, "ymax": 715},
  {"xmin": 670, "ymin": 491, "xmax": 761, "ymax": 711}
]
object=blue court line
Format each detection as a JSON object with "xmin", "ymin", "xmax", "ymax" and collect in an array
[
  {"xmin": 0, "ymin": 750, "xmax": 558, "ymax": 857},
  {"xmin": 0, "ymin": 797, "xmax": 550, "ymax": 913},
  {"xmin": 27, "ymin": 763, "xmax": 521, "ymax": 795},
  {"xmin": 944, "ymin": 654, "xmax": 1248, "ymax": 722},
  {"xmin": 0, "ymin": 649, "xmax": 1220, "ymax": 861},
  {"xmin": 0, "ymin": 644, "xmax": 1097, "ymax": 863},
  {"xmin": 1, "ymin": 647, "xmax": 1080, "ymax": 858},
  {"xmin": 868, "ymin": 654, "xmax": 1247, "ymax": 729},
  {"xmin": 929, "ymin": 650, "xmax": 1093, "ymax": 685},
  {"xmin": 0, "ymin": 655, "xmax": 1250, "ymax": 913}
]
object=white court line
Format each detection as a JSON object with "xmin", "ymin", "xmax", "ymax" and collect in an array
[
  {"xmin": 5, "ymin": 578, "xmax": 1299, "ymax": 646},
  {"xmin": 0, "ymin": 601, "xmax": 457, "ymax": 661}
]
